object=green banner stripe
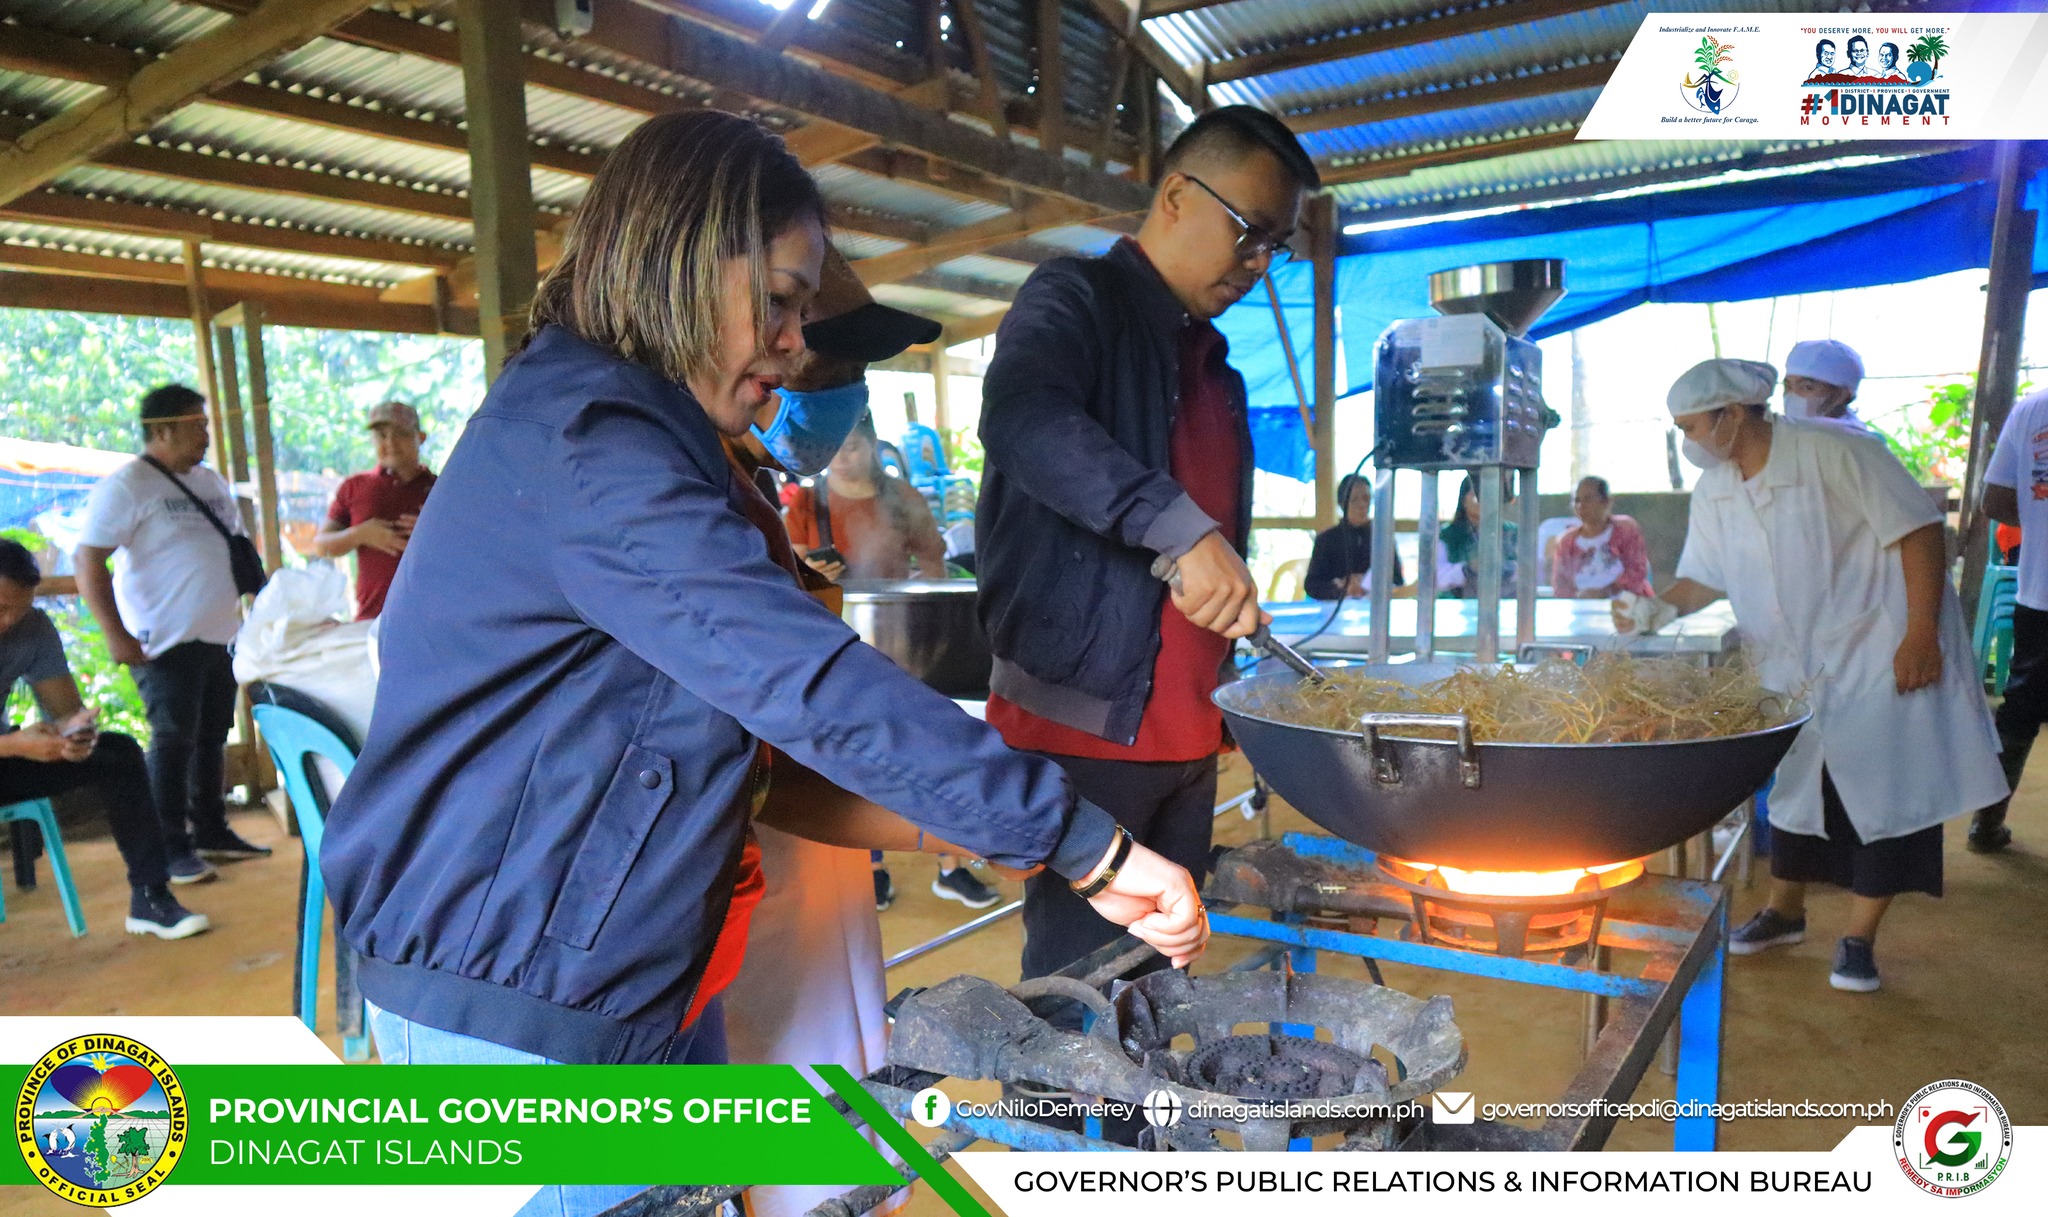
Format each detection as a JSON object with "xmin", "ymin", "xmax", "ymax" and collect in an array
[{"xmin": 814, "ymin": 1066, "xmax": 990, "ymax": 1217}]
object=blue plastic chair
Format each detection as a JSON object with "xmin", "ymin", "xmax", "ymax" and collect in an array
[
  {"xmin": 0, "ymin": 799, "xmax": 86, "ymax": 937},
  {"xmin": 1972, "ymin": 564, "xmax": 2020, "ymax": 694},
  {"xmin": 250, "ymin": 701, "xmax": 369, "ymax": 1062},
  {"xmin": 900, "ymin": 422, "xmax": 976, "ymax": 528}
]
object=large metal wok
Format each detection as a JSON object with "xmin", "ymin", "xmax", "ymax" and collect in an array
[{"xmin": 1214, "ymin": 661, "xmax": 1809, "ymax": 872}]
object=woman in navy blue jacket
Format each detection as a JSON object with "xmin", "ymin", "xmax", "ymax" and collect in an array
[{"xmin": 321, "ymin": 112, "xmax": 1206, "ymax": 1115}]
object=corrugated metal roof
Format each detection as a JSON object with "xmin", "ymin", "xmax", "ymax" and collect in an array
[
  {"xmin": 0, "ymin": 0, "xmax": 1936, "ymax": 331},
  {"xmin": 1, "ymin": 0, "xmax": 227, "ymax": 48},
  {"xmin": 1330, "ymin": 136, "xmax": 1845, "ymax": 213},
  {"xmin": 53, "ymin": 166, "xmax": 477, "ymax": 246},
  {"xmin": 811, "ymin": 163, "xmax": 1009, "ymax": 227},
  {"xmin": 0, "ymin": 218, "xmax": 419, "ymax": 287},
  {"xmin": 150, "ymin": 103, "xmax": 591, "ymax": 211},
  {"xmin": 1305, "ymin": 89, "xmax": 1595, "ymax": 162}
]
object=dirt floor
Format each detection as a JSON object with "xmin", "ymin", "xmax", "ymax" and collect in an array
[{"xmin": 2, "ymin": 752, "xmax": 2043, "ymax": 1215}]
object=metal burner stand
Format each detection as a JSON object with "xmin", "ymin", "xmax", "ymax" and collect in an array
[{"xmin": 1207, "ymin": 832, "xmax": 1727, "ymax": 1151}]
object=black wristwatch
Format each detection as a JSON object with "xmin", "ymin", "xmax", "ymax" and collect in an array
[{"xmin": 1069, "ymin": 825, "xmax": 1135, "ymax": 899}]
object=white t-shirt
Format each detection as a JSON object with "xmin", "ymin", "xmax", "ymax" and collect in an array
[
  {"xmin": 1571, "ymin": 527, "xmax": 1625, "ymax": 594},
  {"xmin": 78, "ymin": 458, "xmax": 246, "ymax": 658},
  {"xmin": 1985, "ymin": 388, "xmax": 2048, "ymax": 609}
]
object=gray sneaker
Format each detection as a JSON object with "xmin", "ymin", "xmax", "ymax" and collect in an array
[
  {"xmin": 1728, "ymin": 907, "xmax": 1805, "ymax": 955},
  {"xmin": 166, "ymin": 853, "xmax": 217, "ymax": 885},
  {"xmin": 1829, "ymin": 936, "xmax": 1881, "ymax": 992}
]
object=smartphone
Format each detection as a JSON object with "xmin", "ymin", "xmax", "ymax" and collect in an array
[{"xmin": 808, "ymin": 546, "xmax": 845, "ymax": 567}]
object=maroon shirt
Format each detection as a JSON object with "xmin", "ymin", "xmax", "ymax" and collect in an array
[
  {"xmin": 325, "ymin": 467, "xmax": 437, "ymax": 620},
  {"xmin": 989, "ymin": 315, "xmax": 1243, "ymax": 762}
]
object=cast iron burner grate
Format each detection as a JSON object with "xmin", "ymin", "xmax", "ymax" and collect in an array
[
  {"xmin": 1181, "ymin": 1033, "xmax": 1372, "ymax": 1101},
  {"xmin": 887, "ymin": 965, "xmax": 1465, "ymax": 1152},
  {"xmin": 1374, "ymin": 855, "xmax": 1647, "ymax": 959}
]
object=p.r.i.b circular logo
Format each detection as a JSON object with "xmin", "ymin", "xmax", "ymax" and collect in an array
[
  {"xmin": 1894, "ymin": 1079, "xmax": 2011, "ymax": 1197},
  {"xmin": 16, "ymin": 1035, "xmax": 186, "ymax": 1207}
]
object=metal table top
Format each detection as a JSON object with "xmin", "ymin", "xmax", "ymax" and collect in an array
[{"xmin": 1262, "ymin": 596, "xmax": 1741, "ymax": 658}]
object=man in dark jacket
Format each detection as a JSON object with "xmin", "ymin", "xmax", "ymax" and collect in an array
[{"xmin": 978, "ymin": 106, "xmax": 1320, "ymax": 980}]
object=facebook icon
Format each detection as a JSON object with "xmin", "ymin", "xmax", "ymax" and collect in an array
[{"xmin": 910, "ymin": 1087, "xmax": 951, "ymax": 1128}]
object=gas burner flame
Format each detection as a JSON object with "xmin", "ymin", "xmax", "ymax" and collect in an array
[{"xmin": 1406, "ymin": 858, "xmax": 1644, "ymax": 898}]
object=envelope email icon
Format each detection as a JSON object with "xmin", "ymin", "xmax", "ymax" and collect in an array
[{"xmin": 1432, "ymin": 1091, "xmax": 1475, "ymax": 1124}]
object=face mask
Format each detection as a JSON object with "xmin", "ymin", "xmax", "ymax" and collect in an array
[
  {"xmin": 1783, "ymin": 392, "xmax": 1825, "ymax": 420},
  {"xmin": 751, "ymin": 381, "xmax": 870, "ymax": 476},
  {"xmin": 1680, "ymin": 410, "xmax": 1736, "ymax": 471}
]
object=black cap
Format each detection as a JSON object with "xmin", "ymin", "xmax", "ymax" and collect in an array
[
  {"xmin": 801, "ymin": 245, "xmax": 944, "ymax": 361},
  {"xmin": 803, "ymin": 302, "xmax": 943, "ymax": 362}
]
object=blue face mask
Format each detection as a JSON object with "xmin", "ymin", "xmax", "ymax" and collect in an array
[{"xmin": 751, "ymin": 381, "xmax": 871, "ymax": 476}]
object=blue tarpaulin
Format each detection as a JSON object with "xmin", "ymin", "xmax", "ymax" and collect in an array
[{"xmin": 1222, "ymin": 144, "xmax": 2048, "ymax": 482}]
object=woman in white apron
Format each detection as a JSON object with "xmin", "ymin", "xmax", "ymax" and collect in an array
[{"xmin": 1626, "ymin": 358, "xmax": 2005, "ymax": 993}]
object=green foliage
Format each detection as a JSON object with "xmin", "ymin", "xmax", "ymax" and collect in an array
[
  {"xmin": 1909, "ymin": 33, "xmax": 1948, "ymax": 68},
  {"xmin": 1692, "ymin": 36, "xmax": 1734, "ymax": 80},
  {"xmin": 943, "ymin": 427, "xmax": 984, "ymax": 477},
  {"xmin": 1873, "ymin": 379, "xmax": 1973, "ymax": 483},
  {"xmin": 1871, "ymin": 376, "xmax": 2034, "ymax": 486},
  {"xmin": 4, "ymin": 306, "xmax": 482, "ymax": 739},
  {"xmin": 3, "ymin": 602, "xmax": 149, "ymax": 744},
  {"xmin": 84, "ymin": 1115, "xmax": 112, "ymax": 1187},
  {"xmin": 0, "ymin": 307, "xmax": 484, "ymax": 475}
]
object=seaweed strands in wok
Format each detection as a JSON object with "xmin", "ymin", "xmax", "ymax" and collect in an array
[{"xmin": 1252, "ymin": 654, "xmax": 1794, "ymax": 744}]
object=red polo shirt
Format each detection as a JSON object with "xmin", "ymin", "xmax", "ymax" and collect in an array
[
  {"xmin": 325, "ymin": 466, "xmax": 437, "ymax": 620},
  {"xmin": 988, "ymin": 316, "xmax": 1243, "ymax": 762}
]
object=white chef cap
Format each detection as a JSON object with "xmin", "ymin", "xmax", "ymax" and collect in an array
[
  {"xmin": 1667, "ymin": 358, "xmax": 1778, "ymax": 418},
  {"xmin": 1783, "ymin": 339, "xmax": 1864, "ymax": 392}
]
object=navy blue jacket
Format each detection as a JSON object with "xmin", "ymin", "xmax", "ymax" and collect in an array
[
  {"xmin": 976, "ymin": 240, "xmax": 1256, "ymax": 743},
  {"xmin": 322, "ymin": 326, "xmax": 1115, "ymax": 1065}
]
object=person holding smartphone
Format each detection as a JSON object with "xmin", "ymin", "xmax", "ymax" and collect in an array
[{"xmin": 0, "ymin": 540, "xmax": 210, "ymax": 939}]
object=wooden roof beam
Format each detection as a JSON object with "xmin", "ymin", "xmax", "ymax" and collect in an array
[
  {"xmin": 0, "ymin": 18, "xmax": 612, "ymax": 177},
  {"xmin": 0, "ymin": 240, "xmax": 403, "ymax": 300},
  {"xmin": 0, "ymin": 0, "xmax": 377, "ymax": 209},
  {"xmin": 0, "ymin": 191, "xmax": 463, "ymax": 269},
  {"xmin": 0, "ymin": 267, "xmax": 474, "ymax": 334},
  {"xmin": 1285, "ymin": 60, "xmax": 1617, "ymax": 136},
  {"xmin": 854, "ymin": 196, "xmax": 1100, "ymax": 285},
  {"xmin": 1212, "ymin": 0, "xmax": 1614, "ymax": 85},
  {"xmin": 1079, "ymin": 0, "xmax": 1204, "ymax": 109},
  {"xmin": 1139, "ymin": 0, "xmax": 1239, "ymax": 16}
]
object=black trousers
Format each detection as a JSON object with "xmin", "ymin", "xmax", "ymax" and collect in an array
[
  {"xmin": 1020, "ymin": 751, "xmax": 1218, "ymax": 981},
  {"xmin": 1990, "ymin": 603, "xmax": 2048, "ymax": 818},
  {"xmin": 0, "ymin": 731, "xmax": 170, "ymax": 890},
  {"xmin": 131, "ymin": 640, "xmax": 237, "ymax": 858}
]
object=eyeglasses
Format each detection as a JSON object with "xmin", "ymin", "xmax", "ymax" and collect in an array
[{"xmin": 1184, "ymin": 174, "xmax": 1296, "ymax": 266}]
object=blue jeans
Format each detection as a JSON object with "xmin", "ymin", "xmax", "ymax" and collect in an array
[{"xmin": 365, "ymin": 999, "xmax": 727, "ymax": 1217}]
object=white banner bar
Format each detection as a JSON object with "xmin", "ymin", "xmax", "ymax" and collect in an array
[{"xmin": 1578, "ymin": 12, "xmax": 2048, "ymax": 139}]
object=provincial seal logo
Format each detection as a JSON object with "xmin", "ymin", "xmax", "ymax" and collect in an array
[{"xmin": 16, "ymin": 1035, "xmax": 187, "ymax": 1207}]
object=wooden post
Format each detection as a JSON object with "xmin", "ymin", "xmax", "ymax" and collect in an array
[
  {"xmin": 1137, "ymin": 63, "xmax": 1159, "ymax": 184},
  {"xmin": 210, "ymin": 318, "xmax": 250, "ymax": 489},
  {"xmin": 179, "ymin": 239, "xmax": 223, "ymax": 434},
  {"xmin": 236, "ymin": 301, "xmax": 285, "ymax": 575},
  {"xmin": 1959, "ymin": 141, "xmax": 2038, "ymax": 619},
  {"xmin": 457, "ymin": 0, "xmax": 538, "ymax": 380},
  {"xmin": 1569, "ymin": 328, "xmax": 1591, "ymax": 487},
  {"xmin": 1309, "ymin": 193, "xmax": 1338, "ymax": 530},
  {"xmin": 930, "ymin": 347, "xmax": 952, "ymax": 434},
  {"xmin": 1035, "ymin": 0, "xmax": 1067, "ymax": 160}
]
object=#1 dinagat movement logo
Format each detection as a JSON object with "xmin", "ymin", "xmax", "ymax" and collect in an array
[
  {"xmin": 1893, "ymin": 1079, "xmax": 2011, "ymax": 1197},
  {"xmin": 16, "ymin": 1035, "xmax": 187, "ymax": 1207}
]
